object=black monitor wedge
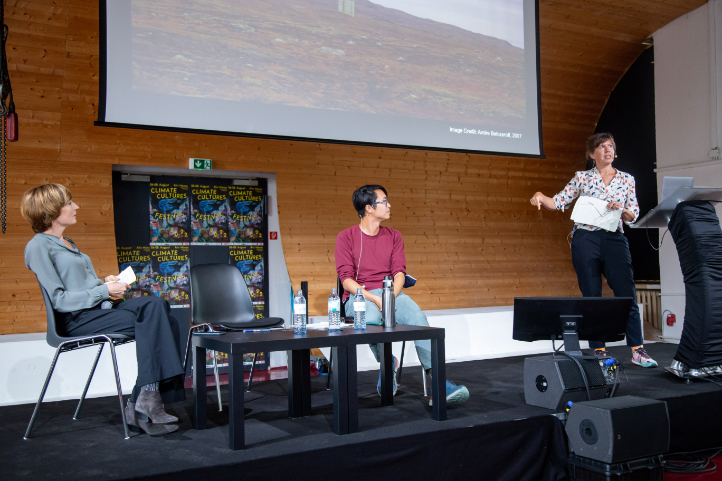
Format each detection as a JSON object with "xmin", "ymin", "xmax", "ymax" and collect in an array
[{"xmin": 513, "ymin": 297, "xmax": 633, "ymax": 349}]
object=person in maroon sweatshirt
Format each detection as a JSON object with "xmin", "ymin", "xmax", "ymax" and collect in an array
[{"xmin": 335, "ymin": 185, "xmax": 469, "ymax": 406}]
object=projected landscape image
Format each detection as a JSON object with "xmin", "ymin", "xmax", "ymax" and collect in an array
[{"xmin": 131, "ymin": 0, "xmax": 526, "ymax": 129}]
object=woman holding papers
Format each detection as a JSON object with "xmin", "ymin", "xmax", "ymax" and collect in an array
[
  {"xmin": 22, "ymin": 184, "xmax": 184, "ymax": 435},
  {"xmin": 529, "ymin": 133, "xmax": 657, "ymax": 368}
]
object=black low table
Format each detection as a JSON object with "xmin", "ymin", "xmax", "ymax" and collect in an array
[
  {"xmin": 326, "ymin": 325, "xmax": 447, "ymax": 434},
  {"xmin": 192, "ymin": 325, "xmax": 446, "ymax": 450}
]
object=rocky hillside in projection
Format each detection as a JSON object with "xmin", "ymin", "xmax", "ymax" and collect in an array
[{"xmin": 132, "ymin": 0, "xmax": 526, "ymax": 128}]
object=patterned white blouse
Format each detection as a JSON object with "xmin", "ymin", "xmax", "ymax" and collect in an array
[{"xmin": 552, "ymin": 167, "xmax": 640, "ymax": 234}]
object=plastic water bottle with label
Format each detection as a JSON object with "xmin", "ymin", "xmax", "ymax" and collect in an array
[
  {"xmin": 328, "ymin": 288, "xmax": 341, "ymax": 331},
  {"xmin": 293, "ymin": 290, "xmax": 307, "ymax": 334},
  {"xmin": 353, "ymin": 288, "xmax": 366, "ymax": 330}
]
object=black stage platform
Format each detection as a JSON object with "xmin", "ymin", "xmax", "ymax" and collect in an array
[{"xmin": 2, "ymin": 343, "xmax": 722, "ymax": 480}]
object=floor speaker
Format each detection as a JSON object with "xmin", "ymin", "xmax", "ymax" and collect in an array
[
  {"xmin": 523, "ymin": 355, "xmax": 610, "ymax": 410},
  {"xmin": 565, "ymin": 395, "xmax": 670, "ymax": 463}
]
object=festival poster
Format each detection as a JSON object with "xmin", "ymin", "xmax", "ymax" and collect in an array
[
  {"xmin": 116, "ymin": 246, "xmax": 154, "ymax": 300},
  {"xmin": 228, "ymin": 186, "xmax": 264, "ymax": 245},
  {"xmin": 254, "ymin": 304, "xmax": 265, "ymax": 320},
  {"xmin": 229, "ymin": 245, "xmax": 265, "ymax": 304},
  {"xmin": 150, "ymin": 246, "xmax": 190, "ymax": 307},
  {"xmin": 190, "ymin": 184, "xmax": 229, "ymax": 244},
  {"xmin": 149, "ymin": 183, "xmax": 190, "ymax": 245}
]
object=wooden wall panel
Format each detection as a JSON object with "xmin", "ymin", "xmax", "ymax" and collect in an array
[{"xmin": 0, "ymin": 0, "xmax": 706, "ymax": 333}]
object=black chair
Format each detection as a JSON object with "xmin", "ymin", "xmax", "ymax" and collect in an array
[
  {"xmin": 24, "ymin": 280, "xmax": 135, "ymax": 440},
  {"xmin": 184, "ymin": 263, "xmax": 284, "ymax": 405},
  {"xmin": 328, "ymin": 278, "xmax": 426, "ymax": 396}
]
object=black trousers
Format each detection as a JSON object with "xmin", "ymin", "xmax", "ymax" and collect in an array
[
  {"xmin": 63, "ymin": 296, "xmax": 186, "ymax": 403},
  {"xmin": 571, "ymin": 229, "xmax": 643, "ymax": 348}
]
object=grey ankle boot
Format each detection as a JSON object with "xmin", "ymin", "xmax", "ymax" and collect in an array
[
  {"xmin": 135, "ymin": 389, "xmax": 179, "ymax": 424},
  {"xmin": 125, "ymin": 400, "xmax": 178, "ymax": 436}
]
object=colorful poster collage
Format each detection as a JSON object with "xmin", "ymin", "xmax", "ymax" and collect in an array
[
  {"xmin": 116, "ymin": 246, "xmax": 190, "ymax": 308},
  {"xmin": 148, "ymin": 183, "xmax": 264, "ymax": 247},
  {"xmin": 143, "ymin": 183, "xmax": 267, "ymax": 312}
]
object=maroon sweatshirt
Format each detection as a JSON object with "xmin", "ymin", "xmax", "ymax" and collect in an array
[{"xmin": 335, "ymin": 224, "xmax": 406, "ymax": 301}]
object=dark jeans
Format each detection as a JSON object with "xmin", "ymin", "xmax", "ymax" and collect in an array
[
  {"xmin": 571, "ymin": 229, "xmax": 643, "ymax": 348},
  {"xmin": 64, "ymin": 296, "xmax": 186, "ymax": 403}
]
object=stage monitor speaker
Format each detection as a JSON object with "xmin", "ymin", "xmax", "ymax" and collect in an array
[
  {"xmin": 565, "ymin": 396, "xmax": 670, "ymax": 464},
  {"xmin": 524, "ymin": 355, "xmax": 610, "ymax": 410}
]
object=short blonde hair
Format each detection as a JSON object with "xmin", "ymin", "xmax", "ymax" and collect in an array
[{"xmin": 20, "ymin": 184, "xmax": 73, "ymax": 233}]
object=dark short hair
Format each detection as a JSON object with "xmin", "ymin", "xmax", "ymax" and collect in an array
[
  {"xmin": 585, "ymin": 133, "xmax": 616, "ymax": 170},
  {"xmin": 352, "ymin": 185, "xmax": 387, "ymax": 218}
]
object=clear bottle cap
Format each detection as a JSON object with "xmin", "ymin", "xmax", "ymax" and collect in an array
[
  {"xmin": 296, "ymin": 290, "xmax": 303, "ymax": 297},
  {"xmin": 356, "ymin": 287, "xmax": 363, "ymax": 294},
  {"xmin": 331, "ymin": 288, "xmax": 338, "ymax": 295}
]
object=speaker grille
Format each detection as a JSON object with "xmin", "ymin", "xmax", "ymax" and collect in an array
[{"xmin": 558, "ymin": 359, "xmax": 606, "ymax": 389}]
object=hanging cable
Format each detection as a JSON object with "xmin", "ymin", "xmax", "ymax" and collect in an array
[
  {"xmin": 0, "ymin": 0, "xmax": 18, "ymax": 234},
  {"xmin": 645, "ymin": 227, "xmax": 669, "ymax": 251},
  {"xmin": 1, "ymin": 115, "xmax": 5, "ymax": 233}
]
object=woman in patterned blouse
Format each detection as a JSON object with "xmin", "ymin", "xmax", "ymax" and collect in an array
[{"xmin": 529, "ymin": 133, "xmax": 658, "ymax": 368}]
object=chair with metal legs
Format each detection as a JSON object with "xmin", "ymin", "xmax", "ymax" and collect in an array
[
  {"xmin": 24, "ymin": 280, "xmax": 135, "ymax": 440},
  {"xmin": 182, "ymin": 321, "xmax": 223, "ymax": 411},
  {"xmin": 186, "ymin": 263, "xmax": 285, "ymax": 409}
]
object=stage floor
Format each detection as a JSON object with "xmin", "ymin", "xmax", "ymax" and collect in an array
[{"xmin": 2, "ymin": 342, "xmax": 721, "ymax": 480}]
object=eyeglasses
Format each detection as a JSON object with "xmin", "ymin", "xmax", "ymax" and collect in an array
[{"xmin": 371, "ymin": 200, "xmax": 389, "ymax": 207}]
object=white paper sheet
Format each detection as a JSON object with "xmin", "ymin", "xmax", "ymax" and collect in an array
[
  {"xmin": 570, "ymin": 196, "xmax": 623, "ymax": 232},
  {"xmin": 105, "ymin": 265, "xmax": 137, "ymax": 285}
]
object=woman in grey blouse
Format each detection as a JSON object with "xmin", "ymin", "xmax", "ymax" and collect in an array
[{"xmin": 22, "ymin": 184, "xmax": 185, "ymax": 436}]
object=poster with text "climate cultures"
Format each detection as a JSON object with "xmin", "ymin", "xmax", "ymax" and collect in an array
[
  {"xmin": 191, "ymin": 184, "xmax": 229, "ymax": 244},
  {"xmin": 150, "ymin": 183, "xmax": 190, "ymax": 245}
]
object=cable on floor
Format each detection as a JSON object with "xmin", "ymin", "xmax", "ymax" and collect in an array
[{"xmin": 664, "ymin": 447, "xmax": 722, "ymax": 474}]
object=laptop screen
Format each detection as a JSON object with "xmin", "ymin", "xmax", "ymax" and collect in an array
[{"xmin": 661, "ymin": 176, "xmax": 694, "ymax": 202}]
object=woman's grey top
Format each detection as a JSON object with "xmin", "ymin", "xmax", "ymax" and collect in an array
[{"xmin": 25, "ymin": 233, "xmax": 110, "ymax": 313}]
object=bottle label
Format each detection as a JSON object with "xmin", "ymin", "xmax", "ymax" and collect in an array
[
  {"xmin": 353, "ymin": 301, "xmax": 366, "ymax": 312},
  {"xmin": 328, "ymin": 300, "xmax": 340, "ymax": 312}
]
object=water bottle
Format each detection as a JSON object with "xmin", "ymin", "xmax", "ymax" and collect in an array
[
  {"xmin": 293, "ymin": 290, "xmax": 307, "ymax": 334},
  {"xmin": 328, "ymin": 288, "xmax": 341, "ymax": 331},
  {"xmin": 381, "ymin": 276, "xmax": 396, "ymax": 328},
  {"xmin": 353, "ymin": 288, "xmax": 366, "ymax": 330}
]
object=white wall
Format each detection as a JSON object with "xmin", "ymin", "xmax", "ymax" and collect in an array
[{"xmin": 653, "ymin": 0, "xmax": 722, "ymax": 340}]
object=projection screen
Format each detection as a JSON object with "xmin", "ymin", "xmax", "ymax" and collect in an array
[{"xmin": 98, "ymin": 0, "xmax": 543, "ymax": 157}]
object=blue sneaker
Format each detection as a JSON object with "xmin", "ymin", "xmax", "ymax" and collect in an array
[
  {"xmin": 377, "ymin": 355, "xmax": 398, "ymax": 396},
  {"xmin": 429, "ymin": 380, "xmax": 469, "ymax": 406}
]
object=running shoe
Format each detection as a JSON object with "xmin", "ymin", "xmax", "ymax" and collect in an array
[
  {"xmin": 376, "ymin": 355, "xmax": 398, "ymax": 396},
  {"xmin": 428, "ymin": 380, "xmax": 469, "ymax": 406},
  {"xmin": 632, "ymin": 347, "xmax": 658, "ymax": 368}
]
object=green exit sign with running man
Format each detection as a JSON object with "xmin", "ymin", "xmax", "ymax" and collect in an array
[{"xmin": 189, "ymin": 158, "xmax": 212, "ymax": 170}]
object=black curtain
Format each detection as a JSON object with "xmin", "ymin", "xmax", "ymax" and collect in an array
[{"xmin": 595, "ymin": 47, "xmax": 659, "ymax": 281}]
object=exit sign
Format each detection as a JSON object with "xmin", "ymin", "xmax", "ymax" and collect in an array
[{"xmin": 189, "ymin": 158, "xmax": 212, "ymax": 170}]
